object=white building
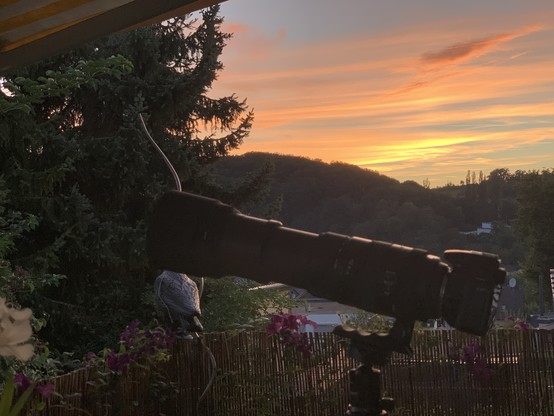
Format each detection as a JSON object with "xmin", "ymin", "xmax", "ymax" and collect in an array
[{"xmin": 461, "ymin": 222, "xmax": 493, "ymax": 235}]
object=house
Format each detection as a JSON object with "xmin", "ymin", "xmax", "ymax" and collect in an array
[
  {"xmin": 289, "ymin": 289, "xmax": 368, "ymax": 333},
  {"xmin": 302, "ymin": 314, "xmax": 343, "ymax": 333},
  {"xmin": 461, "ymin": 222, "xmax": 493, "ymax": 236}
]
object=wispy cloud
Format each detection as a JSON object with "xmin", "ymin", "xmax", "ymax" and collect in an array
[{"xmin": 420, "ymin": 24, "xmax": 542, "ymax": 67}]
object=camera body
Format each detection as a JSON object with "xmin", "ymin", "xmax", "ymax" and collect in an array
[{"xmin": 147, "ymin": 191, "xmax": 505, "ymax": 336}]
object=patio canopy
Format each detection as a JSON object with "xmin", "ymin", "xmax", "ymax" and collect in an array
[{"xmin": 0, "ymin": 0, "xmax": 224, "ymax": 73}]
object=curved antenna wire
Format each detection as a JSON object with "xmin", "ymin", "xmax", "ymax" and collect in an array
[
  {"xmin": 195, "ymin": 333, "xmax": 217, "ymax": 414},
  {"xmin": 140, "ymin": 113, "xmax": 214, "ymax": 409},
  {"xmin": 139, "ymin": 113, "xmax": 182, "ymax": 192},
  {"xmin": 139, "ymin": 113, "xmax": 204, "ymax": 293}
]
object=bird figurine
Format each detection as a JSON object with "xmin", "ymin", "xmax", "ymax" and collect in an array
[{"xmin": 154, "ymin": 270, "xmax": 203, "ymax": 338}]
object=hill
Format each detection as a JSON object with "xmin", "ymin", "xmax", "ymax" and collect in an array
[{"xmin": 211, "ymin": 153, "xmax": 524, "ymax": 266}]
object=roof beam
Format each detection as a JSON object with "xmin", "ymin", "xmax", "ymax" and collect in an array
[{"xmin": 0, "ymin": 0, "xmax": 223, "ymax": 73}]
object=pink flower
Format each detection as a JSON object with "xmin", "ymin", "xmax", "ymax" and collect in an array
[{"xmin": 266, "ymin": 313, "xmax": 317, "ymax": 358}]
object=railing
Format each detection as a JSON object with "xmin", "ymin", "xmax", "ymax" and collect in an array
[{"xmin": 41, "ymin": 330, "xmax": 554, "ymax": 416}]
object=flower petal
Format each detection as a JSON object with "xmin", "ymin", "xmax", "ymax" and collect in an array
[
  {"xmin": 8, "ymin": 307, "xmax": 33, "ymax": 321},
  {"xmin": 0, "ymin": 320, "xmax": 33, "ymax": 345},
  {"xmin": 0, "ymin": 343, "xmax": 34, "ymax": 361}
]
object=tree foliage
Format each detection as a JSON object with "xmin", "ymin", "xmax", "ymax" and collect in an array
[
  {"xmin": 201, "ymin": 278, "xmax": 296, "ymax": 332},
  {"xmin": 516, "ymin": 169, "xmax": 554, "ymax": 306},
  {"xmin": 0, "ymin": 6, "xmax": 259, "ymax": 356}
]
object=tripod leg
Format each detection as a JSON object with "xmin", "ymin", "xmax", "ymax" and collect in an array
[{"xmin": 347, "ymin": 364, "xmax": 391, "ymax": 416}]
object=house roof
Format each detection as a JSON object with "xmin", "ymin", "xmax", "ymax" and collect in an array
[{"xmin": 0, "ymin": 0, "xmax": 224, "ymax": 73}]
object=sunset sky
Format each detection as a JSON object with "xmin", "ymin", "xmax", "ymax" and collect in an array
[{"xmin": 210, "ymin": 0, "xmax": 554, "ymax": 187}]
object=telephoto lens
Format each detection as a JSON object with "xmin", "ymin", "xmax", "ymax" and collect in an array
[{"xmin": 147, "ymin": 191, "xmax": 505, "ymax": 336}]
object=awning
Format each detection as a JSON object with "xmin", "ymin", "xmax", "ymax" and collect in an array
[{"xmin": 0, "ymin": 0, "xmax": 225, "ymax": 73}]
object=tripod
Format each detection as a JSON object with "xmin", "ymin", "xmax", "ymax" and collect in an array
[{"xmin": 333, "ymin": 320, "xmax": 414, "ymax": 416}]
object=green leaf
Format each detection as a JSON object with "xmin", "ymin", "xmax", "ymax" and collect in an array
[
  {"xmin": 0, "ymin": 375, "xmax": 15, "ymax": 416},
  {"xmin": 8, "ymin": 385, "xmax": 34, "ymax": 416}
]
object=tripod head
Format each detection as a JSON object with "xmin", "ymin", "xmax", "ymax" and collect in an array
[{"xmin": 334, "ymin": 321, "xmax": 415, "ymax": 416}]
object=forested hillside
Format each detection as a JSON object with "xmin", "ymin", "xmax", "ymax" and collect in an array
[{"xmin": 212, "ymin": 153, "xmax": 527, "ymax": 268}]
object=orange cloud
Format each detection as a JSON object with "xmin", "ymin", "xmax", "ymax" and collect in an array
[
  {"xmin": 224, "ymin": 23, "xmax": 249, "ymax": 34},
  {"xmin": 220, "ymin": 21, "xmax": 287, "ymax": 60}
]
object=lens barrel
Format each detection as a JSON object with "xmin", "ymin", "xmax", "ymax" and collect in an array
[{"xmin": 147, "ymin": 191, "xmax": 505, "ymax": 336}]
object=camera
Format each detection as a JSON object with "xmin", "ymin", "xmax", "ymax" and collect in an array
[{"xmin": 147, "ymin": 191, "xmax": 505, "ymax": 336}]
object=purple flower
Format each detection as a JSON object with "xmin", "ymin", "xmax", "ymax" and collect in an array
[
  {"xmin": 119, "ymin": 322, "xmax": 176, "ymax": 358},
  {"xmin": 514, "ymin": 320, "xmax": 529, "ymax": 331},
  {"xmin": 87, "ymin": 321, "xmax": 176, "ymax": 375},
  {"xmin": 499, "ymin": 316, "xmax": 530, "ymax": 331},
  {"xmin": 14, "ymin": 373, "xmax": 55, "ymax": 400},
  {"xmin": 463, "ymin": 342, "xmax": 481, "ymax": 359},
  {"xmin": 120, "ymin": 320, "xmax": 141, "ymax": 347},
  {"xmin": 14, "ymin": 373, "xmax": 32, "ymax": 392},
  {"xmin": 462, "ymin": 341, "xmax": 493, "ymax": 382},
  {"xmin": 471, "ymin": 358, "xmax": 492, "ymax": 382},
  {"xmin": 266, "ymin": 315, "xmax": 283, "ymax": 335},
  {"xmin": 36, "ymin": 382, "xmax": 54, "ymax": 399},
  {"xmin": 106, "ymin": 351, "xmax": 131, "ymax": 374}
]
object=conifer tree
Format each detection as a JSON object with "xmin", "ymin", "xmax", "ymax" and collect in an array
[{"xmin": 0, "ymin": 6, "xmax": 254, "ymax": 354}]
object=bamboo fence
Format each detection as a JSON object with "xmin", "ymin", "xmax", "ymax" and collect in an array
[{"xmin": 40, "ymin": 330, "xmax": 554, "ymax": 416}]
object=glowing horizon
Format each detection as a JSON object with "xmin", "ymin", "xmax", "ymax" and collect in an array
[{"xmin": 210, "ymin": 0, "xmax": 554, "ymax": 187}]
